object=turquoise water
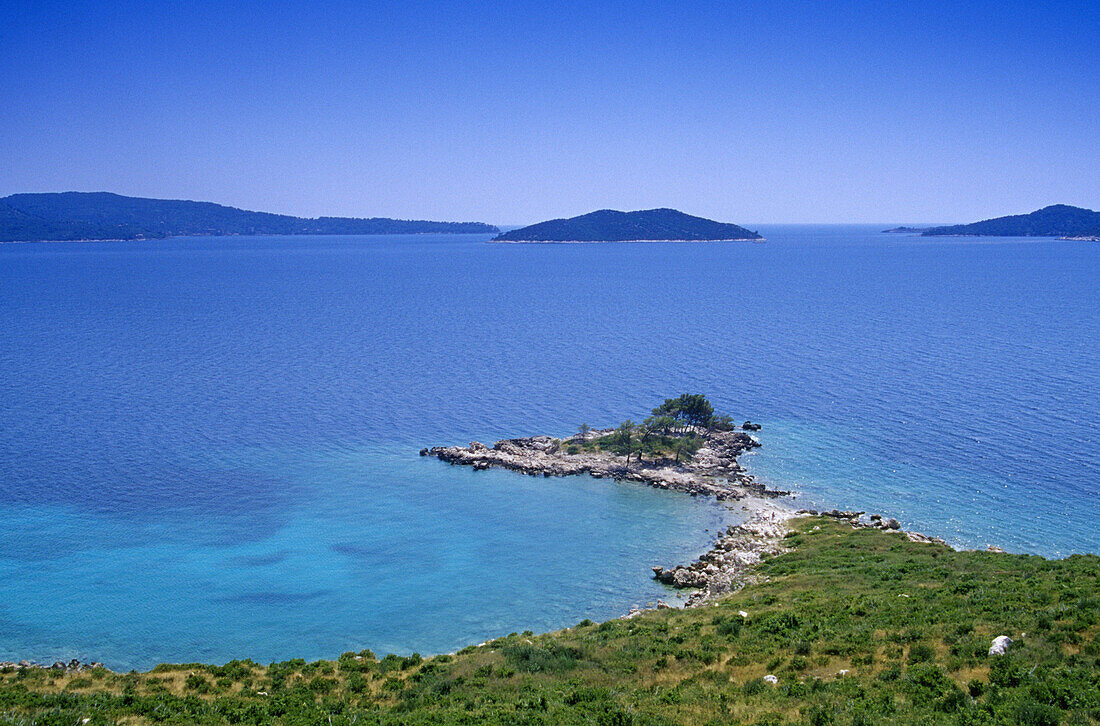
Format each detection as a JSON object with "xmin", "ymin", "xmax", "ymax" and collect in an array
[{"xmin": 0, "ymin": 227, "xmax": 1096, "ymax": 669}]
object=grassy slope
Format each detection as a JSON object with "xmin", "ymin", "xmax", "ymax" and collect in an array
[{"xmin": 2, "ymin": 517, "xmax": 1097, "ymax": 725}]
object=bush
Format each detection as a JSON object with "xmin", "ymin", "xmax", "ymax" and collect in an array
[
  {"xmin": 1015, "ymin": 700, "xmax": 1061, "ymax": 726},
  {"xmin": 184, "ymin": 673, "xmax": 210, "ymax": 693},
  {"xmin": 502, "ymin": 642, "xmax": 583, "ymax": 673},
  {"xmin": 908, "ymin": 643, "xmax": 935, "ymax": 663}
]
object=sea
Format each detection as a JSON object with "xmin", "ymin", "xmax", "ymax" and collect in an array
[{"xmin": 1, "ymin": 226, "xmax": 1096, "ymax": 670}]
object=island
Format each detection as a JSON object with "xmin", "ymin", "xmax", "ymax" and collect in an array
[
  {"xmin": 492, "ymin": 208, "xmax": 763, "ymax": 242},
  {"xmin": 921, "ymin": 204, "xmax": 1100, "ymax": 239},
  {"xmin": 2, "ymin": 395, "xmax": 1097, "ymax": 725},
  {"xmin": 0, "ymin": 192, "xmax": 500, "ymax": 243},
  {"xmin": 881, "ymin": 226, "xmax": 929, "ymax": 233}
]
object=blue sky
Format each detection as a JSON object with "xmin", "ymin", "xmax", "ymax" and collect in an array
[{"xmin": 2, "ymin": 0, "xmax": 1097, "ymax": 223}]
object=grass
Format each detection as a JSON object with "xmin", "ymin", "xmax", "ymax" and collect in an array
[{"xmin": 1, "ymin": 517, "xmax": 1097, "ymax": 725}]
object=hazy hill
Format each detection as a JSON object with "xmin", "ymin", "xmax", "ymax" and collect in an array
[
  {"xmin": 922, "ymin": 204, "xmax": 1100, "ymax": 238},
  {"xmin": 493, "ymin": 208, "xmax": 762, "ymax": 242},
  {"xmin": 0, "ymin": 192, "xmax": 499, "ymax": 242}
]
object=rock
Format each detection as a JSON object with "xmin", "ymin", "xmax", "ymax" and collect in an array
[
  {"xmin": 870, "ymin": 514, "xmax": 882, "ymax": 521},
  {"xmin": 837, "ymin": 669, "xmax": 850, "ymax": 676},
  {"xmin": 418, "ymin": 448, "xmax": 429, "ymax": 456},
  {"xmin": 986, "ymin": 545, "xmax": 1007, "ymax": 553},
  {"xmin": 989, "ymin": 636, "xmax": 1013, "ymax": 656},
  {"xmin": 656, "ymin": 600, "xmax": 672, "ymax": 609},
  {"xmin": 742, "ymin": 421, "xmax": 762, "ymax": 431},
  {"xmin": 763, "ymin": 674, "xmax": 778, "ymax": 685},
  {"xmin": 738, "ymin": 610, "xmax": 748, "ymax": 618},
  {"xmin": 885, "ymin": 518, "xmax": 901, "ymax": 530}
]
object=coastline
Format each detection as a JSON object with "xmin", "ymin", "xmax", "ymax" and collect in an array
[{"xmin": 423, "ymin": 425, "xmax": 955, "ymax": 614}]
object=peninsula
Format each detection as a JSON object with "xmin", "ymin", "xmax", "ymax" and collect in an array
[
  {"xmin": 0, "ymin": 192, "xmax": 500, "ymax": 242},
  {"xmin": 492, "ymin": 208, "xmax": 762, "ymax": 242},
  {"xmin": 922, "ymin": 204, "xmax": 1100, "ymax": 238}
]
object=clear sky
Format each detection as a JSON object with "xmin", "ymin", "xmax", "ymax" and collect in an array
[{"xmin": 2, "ymin": 0, "xmax": 1097, "ymax": 224}]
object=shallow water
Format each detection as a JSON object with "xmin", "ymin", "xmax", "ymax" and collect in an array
[{"xmin": 1, "ymin": 227, "xmax": 1096, "ymax": 668}]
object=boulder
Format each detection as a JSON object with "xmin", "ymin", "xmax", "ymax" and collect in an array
[
  {"xmin": 763, "ymin": 674, "xmax": 778, "ymax": 685},
  {"xmin": 742, "ymin": 421, "xmax": 762, "ymax": 431},
  {"xmin": 989, "ymin": 636, "xmax": 1013, "ymax": 656}
]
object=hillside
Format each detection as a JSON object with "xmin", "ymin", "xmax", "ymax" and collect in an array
[
  {"xmin": 0, "ymin": 192, "xmax": 499, "ymax": 242},
  {"xmin": 493, "ymin": 208, "xmax": 762, "ymax": 242},
  {"xmin": 922, "ymin": 204, "xmax": 1100, "ymax": 238},
  {"xmin": 2, "ymin": 517, "xmax": 1097, "ymax": 725}
]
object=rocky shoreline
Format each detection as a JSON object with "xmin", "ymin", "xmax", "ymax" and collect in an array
[
  {"xmin": 423, "ymin": 424, "xmax": 968, "ymax": 612},
  {"xmin": 0, "ymin": 658, "xmax": 107, "ymax": 673},
  {"xmin": 421, "ymin": 427, "xmax": 788, "ymax": 500},
  {"xmin": 423, "ymin": 424, "xmax": 804, "ymax": 609}
]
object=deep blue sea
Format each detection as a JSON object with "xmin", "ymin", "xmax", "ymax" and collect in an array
[{"xmin": 1, "ymin": 227, "xmax": 1097, "ymax": 670}]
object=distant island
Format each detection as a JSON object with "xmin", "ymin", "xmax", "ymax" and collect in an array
[
  {"xmin": 921, "ymin": 204, "xmax": 1100, "ymax": 239},
  {"xmin": 0, "ymin": 192, "xmax": 500, "ymax": 242},
  {"xmin": 881, "ymin": 226, "xmax": 929, "ymax": 234},
  {"xmin": 492, "ymin": 208, "xmax": 762, "ymax": 243}
]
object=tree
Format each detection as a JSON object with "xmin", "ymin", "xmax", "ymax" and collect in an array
[
  {"xmin": 577, "ymin": 422, "xmax": 591, "ymax": 436},
  {"xmin": 605, "ymin": 420, "xmax": 637, "ymax": 463},
  {"xmin": 651, "ymin": 394, "xmax": 715, "ymax": 431},
  {"xmin": 677, "ymin": 394, "xmax": 714, "ymax": 429}
]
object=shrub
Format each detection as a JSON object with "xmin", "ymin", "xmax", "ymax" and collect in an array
[
  {"xmin": 908, "ymin": 643, "xmax": 935, "ymax": 663},
  {"xmin": 184, "ymin": 673, "xmax": 210, "ymax": 693},
  {"xmin": 1015, "ymin": 700, "xmax": 1061, "ymax": 726},
  {"xmin": 502, "ymin": 642, "xmax": 583, "ymax": 673}
]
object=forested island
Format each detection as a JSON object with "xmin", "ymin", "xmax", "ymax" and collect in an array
[
  {"xmin": 921, "ymin": 204, "xmax": 1100, "ymax": 239},
  {"xmin": 0, "ymin": 192, "xmax": 500, "ymax": 242},
  {"xmin": 492, "ymin": 208, "xmax": 762, "ymax": 242},
  {"xmin": 3, "ymin": 394, "xmax": 1097, "ymax": 724}
]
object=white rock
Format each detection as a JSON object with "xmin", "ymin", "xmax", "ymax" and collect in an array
[
  {"xmin": 837, "ymin": 669, "xmax": 850, "ymax": 676},
  {"xmin": 763, "ymin": 674, "xmax": 778, "ymax": 685},
  {"xmin": 738, "ymin": 610, "xmax": 749, "ymax": 618},
  {"xmin": 989, "ymin": 635, "xmax": 1013, "ymax": 656}
]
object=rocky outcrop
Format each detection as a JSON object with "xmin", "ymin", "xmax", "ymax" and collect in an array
[
  {"xmin": 0, "ymin": 659, "xmax": 108, "ymax": 673},
  {"xmin": 796, "ymin": 509, "xmax": 950, "ymax": 546},
  {"xmin": 652, "ymin": 506, "xmax": 797, "ymax": 606},
  {"xmin": 421, "ymin": 429, "xmax": 788, "ymax": 500}
]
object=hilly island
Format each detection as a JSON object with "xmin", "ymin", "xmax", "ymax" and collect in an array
[
  {"xmin": 921, "ymin": 204, "xmax": 1100, "ymax": 239},
  {"xmin": 493, "ymin": 208, "xmax": 762, "ymax": 242},
  {"xmin": 0, "ymin": 192, "xmax": 500, "ymax": 242}
]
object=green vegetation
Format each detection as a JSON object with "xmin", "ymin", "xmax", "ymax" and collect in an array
[
  {"xmin": 0, "ymin": 192, "xmax": 499, "ymax": 242},
  {"xmin": 575, "ymin": 394, "xmax": 737, "ymax": 463},
  {"xmin": 3, "ymin": 518, "xmax": 1097, "ymax": 724}
]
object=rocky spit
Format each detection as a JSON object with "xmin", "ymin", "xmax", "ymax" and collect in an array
[
  {"xmin": 421, "ymin": 428, "xmax": 789, "ymax": 500},
  {"xmin": 423, "ymin": 426, "xmax": 800, "ymax": 609},
  {"xmin": 651, "ymin": 502, "xmax": 798, "ymax": 607},
  {"xmin": 423, "ymin": 427, "xmax": 968, "ymax": 611}
]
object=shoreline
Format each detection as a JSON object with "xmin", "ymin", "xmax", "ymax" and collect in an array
[
  {"xmin": 423, "ymin": 426, "xmax": 802, "ymax": 610},
  {"xmin": 424, "ymin": 425, "xmax": 955, "ymax": 613}
]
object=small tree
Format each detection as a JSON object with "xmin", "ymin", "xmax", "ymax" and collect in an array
[
  {"xmin": 577, "ymin": 422, "xmax": 591, "ymax": 437},
  {"xmin": 605, "ymin": 420, "xmax": 637, "ymax": 463}
]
